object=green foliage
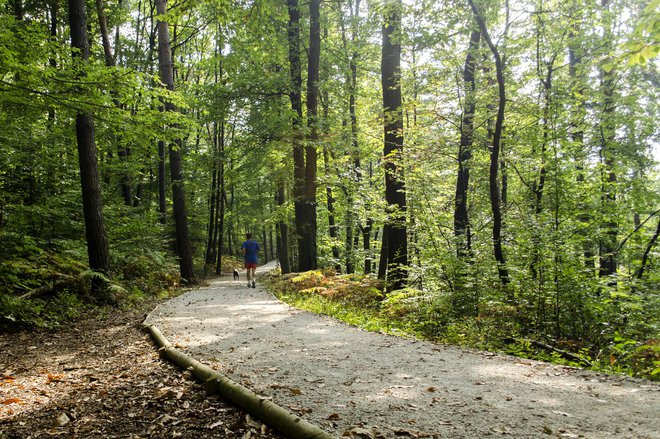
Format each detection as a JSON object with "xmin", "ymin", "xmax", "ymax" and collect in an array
[
  {"xmin": 268, "ymin": 271, "xmax": 659, "ymax": 380},
  {"xmin": 0, "ymin": 290, "xmax": 84, "ymax": 329}
]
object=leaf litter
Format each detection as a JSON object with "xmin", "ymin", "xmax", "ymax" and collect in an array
[{"xmin": 0, "ymin": 302, "xmax": 283, "ymax": 438}]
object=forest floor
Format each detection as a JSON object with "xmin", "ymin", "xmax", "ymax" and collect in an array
[
  {"xmin": 144, "ymin": 261, "xmax": 660, "ymax": 439},
  {"xmin": 0, "ymin": 299, "xmax": 283, "ymax": 438},
  {"xmin": 2, "ymin": 263, "xmax": 658, "ymax": 439}
]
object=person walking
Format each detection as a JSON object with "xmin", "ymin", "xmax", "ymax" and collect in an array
[{"xmin": 241, "ymin": 233, "xmax": 260, "ymax": 288}]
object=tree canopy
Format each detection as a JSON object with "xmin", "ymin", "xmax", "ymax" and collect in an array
[{"xmin": 0, "ymin": 0, "xmax": 658, "ymax": 377}]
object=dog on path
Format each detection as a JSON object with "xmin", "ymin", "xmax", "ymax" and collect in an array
[{"xmin": 233, "ymin": 268, "xmax": 240, "ymax": 281}]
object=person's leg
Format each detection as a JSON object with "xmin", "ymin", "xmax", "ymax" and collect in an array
[
  {"xmin": 245, "ymin": 264, "xmax": 251, "ymax": 287},
  {"xmin": 250, "ymin": 267, "xmax": 256, "ymax": 287}
]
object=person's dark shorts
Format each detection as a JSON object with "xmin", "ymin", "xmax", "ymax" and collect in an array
[{"xmin": 245, "ymin": 263, "xmax": 257, "ymax": 269}]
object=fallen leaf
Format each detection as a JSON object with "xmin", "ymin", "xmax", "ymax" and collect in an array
[
  {"xmin": 542, "ymin": 426, "xmax": 553, "ymax": 435},
  {"xmin": 245, "ymin": 414, "xmax": 262, "ymax": 429},
  {"xmin": 47, "ymin": 373, "xmax": 64, "ymax": 384},
  {"xmin": 55, "ymin": 413, "xmax": 70, "ymax": 427},
  {"xmin": 327, "ymin": 413, "xmax": 341, "ymax": 420},
  {"xmin": 208, "ymin": 420, "xmax": 224, "ymax": 429},
  {"xmin": 426, "ymin": 386, "xmax": 436, "ymax": 392},
  {"xmin": 342, "ymin": 427, "xmax": 376, "ymax": 438},
  {"xmin": 2, "ymin": 398, "xmax": 22, "ymax": 405}
]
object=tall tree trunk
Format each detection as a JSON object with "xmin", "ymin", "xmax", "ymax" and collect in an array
[
  {"xmin": 207, "ymin": 30, "xmax": 224, "ymax": 267},
  {"xmin": 568, "ymin": 12, "xmax": 595, "ymax": 269},
  {"xmin": 468, "ymin": 0, "xmax": 511, "ymax": 289},
  {"xmin": 530, "ymin": 25, "xmax": 557, "ymax": 279},
  {"xmin": 297, "ymin": 0, "xmax": 320, "ymax": 271},
  {"xmin": 206, "ymin": 120, "xmax": 219, "ymax": 266},
  {"xmin": 68, "ymin": 0, "xmax": 111, "ymax": 294},
  {"xmin": 156, "ymin": 0, "xmax": 195, "ymax": 283},
  {"xmin": 320, "ymin": 57, "xmax": 341, "ymax": 273},
  {"xmin": 158, "ymin": 140, "xmax": 167, "ymax": 224},
  {"xmin": 323, "ymin": 146, "xmax": 341, "ymax": 272},
  {"xmin": 380, "ymin": 0, "xmax": 407, "ymax": 290},
  {"xmin": 598, "ymin": 0, "xmax": 617, "ymax": 281},
  {"xmin": 262, "ymin": 229, "xmax": 269, "ymax": 263},
  {"xmin": 454, "ymin": 26, "xmax": 480, "ymax": 258},
  {"xmin": 287, "ymin": 0, "xmax": 305, "ymax": 271},
  {"xmin": 215, "ymin": 181, "xmax": 226, "ymax": 275},
  {"xmin": 276, "ymin": 182, "xmax": 291, "ymax": 274},
  {"xmin": 95, "ymin": 0, "xmax": 133, "ymax": 206}
]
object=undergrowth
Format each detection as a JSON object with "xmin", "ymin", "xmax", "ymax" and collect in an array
[
  {"xmin": 265, "ymin": 269, "xmax": 659, "ymax": 381},
  {"xmin": 0, "ymin": 231, "xmax": 180, "ymax": 330}
]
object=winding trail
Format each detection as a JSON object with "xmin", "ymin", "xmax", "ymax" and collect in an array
[{"xmin": 145, "ymin": 262, "xmax": 659, "ymax": 438}]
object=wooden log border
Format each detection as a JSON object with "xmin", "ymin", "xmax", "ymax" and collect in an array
[{"xmin": 144, "ymin": 324, "xmax": 335, "ymax": 439}]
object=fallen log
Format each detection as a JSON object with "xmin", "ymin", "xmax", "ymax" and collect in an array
[
  {"xmin": 18, "ymin": 274, "xmax": 79, "ymax": 300},
  {"xmin": 525, "ymin": 339, "xmax": 592, "ymax": 367},
  {"xmin": 144, "ymin": 324, "xmax": 335, "ymax": 439}
]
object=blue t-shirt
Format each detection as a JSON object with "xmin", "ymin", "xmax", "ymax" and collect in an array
[{"xmin": 241, "ymin": 239, "xmax": 260, "ymax": 264}]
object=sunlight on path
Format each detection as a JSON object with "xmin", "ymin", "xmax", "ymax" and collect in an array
[{"xmin": 145, "ymin": 263, "xmax": 660, "ymax": 438}]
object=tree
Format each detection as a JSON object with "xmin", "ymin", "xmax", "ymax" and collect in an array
[
  {"xmin": 156, "ymin": 0, "xmax": 195, "ymax": 283},
  {"xmin": 454, "ymin": 22, "xmax": 480, "ymax": 259},
  {"xmin": 467, "ymin": 0, "xmax": 510, "ymax": 289},
  {"xmin": 380, "ymin": 0, "xmax": 408, "ymax": 290},
  {"xmin": 298, "ymin": 0, "xmax": 320, "ymax": 271},
  {"xmin": 68, "ymin": 0, "xmax": 111, "ymax": 294},
  {"xmin": 598, "ymin": 0, "xmax": 618, "ymax": 281}
]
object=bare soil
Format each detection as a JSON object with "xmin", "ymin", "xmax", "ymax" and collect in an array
[{"xmin": 0, "ymin": 300, "xmax": 282, "ymax": 439}]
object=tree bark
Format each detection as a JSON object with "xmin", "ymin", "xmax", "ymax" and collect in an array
[
  {"xmin": 297, "ymin": 0, "xmax": 320, "ymax": 271},
  {"xmin": 380, "ymin": 0, "xmax": 407, "ymax": 290},
  {"xmin": 68, "ymin": 0, "xmax": 111, "ymax": 294},
  {"xmin": 568, "ymin": 11, "xmax": 595, "ymax": 269},
  {"xmin": 598, "ymin": 0, "xmax": 617, "ymax": 281},
  {"xmin": 158, "ymin": 140, "xmax": 167, "ymax": 224},
  {"xmin": 468, "ymin": 0, "xmax": 511, "ymax": 289},
  {"xmin": 287, "ymin": 0, "xmax": 306, "ymax": 271},
  {"xmin": 156, "ymin": 0, "xmax": 195, "ymax": 283},
  {"xmin": 276, "ymin": 182, "xmax": 291, "ymax": 274},
  {"xmin": 454, "ymin": 26, "xmax": 480, "ymax": 258},
  {"xmin": 95, "ymin": 0, "xmax": 134, "ymax": 207}
]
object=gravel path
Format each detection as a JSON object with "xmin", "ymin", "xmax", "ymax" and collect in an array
[{"xmin": 145, "ymin": 262, "xmax": 659, "ymax": 438}]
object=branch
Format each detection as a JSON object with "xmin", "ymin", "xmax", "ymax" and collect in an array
[
  {"xmin": 636, "ymin": 217, "xmax": 660, "ymax": 280},
  {"xmin": 614, "ymin": 208, "xmax": 660, "ymax": 255}
]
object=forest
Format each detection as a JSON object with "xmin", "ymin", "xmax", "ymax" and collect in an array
[{"xmin": 0, "ymin": 0, "xmax": 659, "ymax": 380}]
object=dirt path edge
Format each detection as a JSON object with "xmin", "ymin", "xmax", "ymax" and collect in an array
[{"xmin": 143, "ymin": 323, "xmax": 336, "ymax": 439}]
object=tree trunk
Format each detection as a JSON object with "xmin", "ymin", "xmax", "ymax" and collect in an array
[
  {"xmin": 298, "ymin": 0, "xmax": 320, "ymax": 271},
  {"xmin": 287, "ymin": 0, "xmax": 306, "ymax": 272},
  {"xmin": 323, "ymin": 146, "xmax": 341, "ymax": 272},
  {"xmin": 598, "ymin": 0, "xmax": 617, "ymax": 282},
  {"xmin": 206, "ymin": 164, "xmax": 218, "ymax": 265},
  {"xmin": 454, "ymin": 26, "xmax": 480, "ymax": 258},
  {"xmin": 276, "ymin": 182, "xmax": 291, "ymax": 274},
  {"xmin": 215, "ymin": 183, "xmax": 226, "ymax": 275},
  {"xmin": 362, "ymin": 218, "xmax": 373, "ymax": 274},
  {"xmin": 380, "ymin": 0, "xmax": 407, "ymax": 290},
  {"xmin": 156, "ymin": 0, "xmax": 195, "ymax": 283},
  {"xmin": 68, "ymin": 0, "xmax": 111, "ymax": 294},
  {"xmin": 568, "ymin": 12, "xmax": 595, "ymax": 270},
  {"xmin": 468, "ymin": 0, "xmax": 511, "ymax": 289},
  {"xmin": 95, "ymin": 0, "xmax": 133, "ymax": 206},
  {"xmin": 158, "ymin": 140, "xmax": 167, "ymax": 224}
]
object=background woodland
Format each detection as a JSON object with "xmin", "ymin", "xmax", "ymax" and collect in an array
[{"xmin": 0, "ymin": 0, "xmax": 658, "ymax": 378}]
